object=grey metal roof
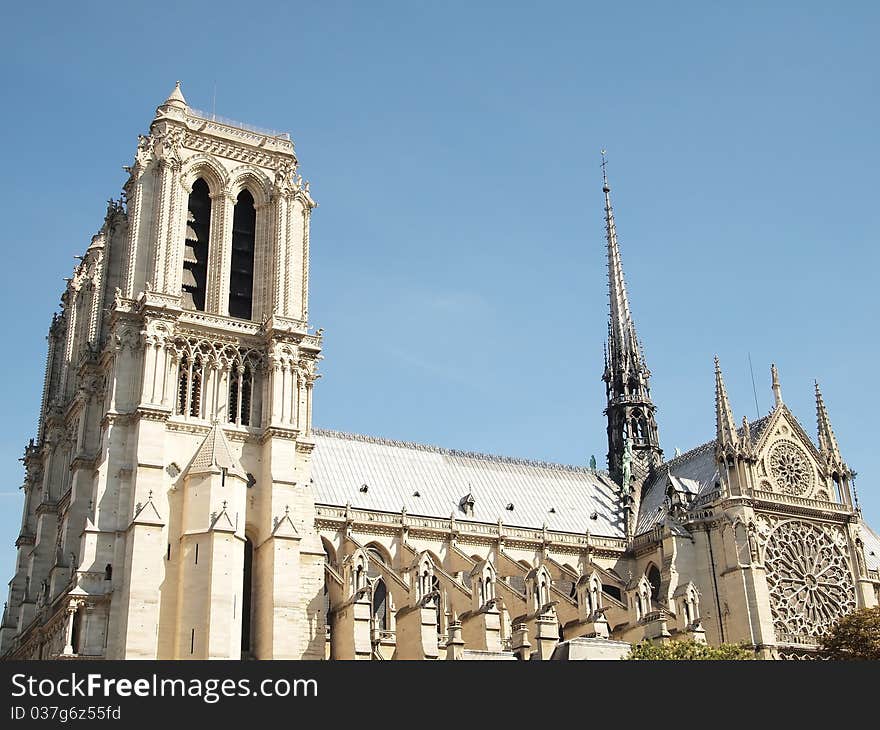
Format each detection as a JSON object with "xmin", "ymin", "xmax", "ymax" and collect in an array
[
  {"xmin": 862, "ymin": 521, "xmax": 880, "ymax": 572},
  {"xmin": 310, "ymin": 429, "xmax": 625, "ymax": 538},
  {"xmin": 636, "ymin": 416, "xmax": 772, "ymax": 535},
  {"xmin": 636, "ymin": 442, "xmax": 718, "ymax": 534}
]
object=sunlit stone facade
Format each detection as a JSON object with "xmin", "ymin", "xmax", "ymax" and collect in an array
[{"xmin": 2, "ymin": 86, "xmax": 877, "ymax": 660}]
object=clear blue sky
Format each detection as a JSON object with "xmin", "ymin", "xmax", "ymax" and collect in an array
[{"xmin": 1, "ymin": 2, "xmax": 878, "ymax": 584}]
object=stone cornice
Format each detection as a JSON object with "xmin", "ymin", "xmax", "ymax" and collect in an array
[
  {"xmin": 69, "ymin": 454, "xmax": 98, "ymax": 472},
  {"xmin": 164, "ymin": 419, "xmax": 211, "ymax": 436},
  {"xmin": 35, "ymin": 500, "xmax": 59, "ymax": 517},
  {"xmin": 178, "ymin": 309, "xmax": 263, "ymax": 339},
  {"xmin": 101, "ymin": 411, "xmax": 134, "ymax": 429},
  {"xmin": 314, "ymin": 504, "xmax": 628, "ymax": 556},
  {"xmin": 261, "ymin": 314, "xmax": 309, "ymax": 337},
  {"xmin": 749, "ymin": 490, "xmax": 854, "ymax": 521},
  {"xmin": 165, "ymin": 418, "xmax": 260, "ymax": 444},
  {"xmin": 177, "ymin": 110, "xmax": 296, "ymax": 161},
  {"xmin": 137, "ymin": 406, "xmax": 171, "ymax": 422},
  {"xmin": 261, "ymin": 426, "xmax": 299, "ymax": 443},
  {"xmin": 299, "ymin": 333, "xmax": 323, "ymax": 353},
  {"xmin": 136, "ymin": 290, "xmax": 183, "ymax": 314}
]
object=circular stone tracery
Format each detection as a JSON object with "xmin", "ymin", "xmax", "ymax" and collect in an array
[
  {"xmin": 764, "ymin": 520, "xmax": 855, "ymax": 643},
  {"xmin": 768, "ymin": 441, "xmax": 814, "ymax": 495}
]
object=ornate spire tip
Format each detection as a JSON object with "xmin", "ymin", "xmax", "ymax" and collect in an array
[{"xmin": 601, "ymin": 149, "xmax": 610, "ymax": 192}]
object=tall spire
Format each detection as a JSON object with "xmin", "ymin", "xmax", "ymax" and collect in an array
[
  {"xmin": 602, "ymin": 151, "xmax": 644, "ymax": 373},
  {"xmin": 714, "ymin": 356, "xmax": 738, "ymax": 450},
  {"xmin": 600, "ymin": 152, "xmax": 662, "ymax": 495}
]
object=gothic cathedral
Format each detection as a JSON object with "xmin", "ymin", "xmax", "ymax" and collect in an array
[{"xmin": 2, "ymin": 85, "xmax": 878, "ymax": 660}]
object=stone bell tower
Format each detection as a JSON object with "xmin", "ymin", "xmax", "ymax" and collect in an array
[{"xmin": 1, "ymin": 82, "xmax": 326, "ymax": 660}]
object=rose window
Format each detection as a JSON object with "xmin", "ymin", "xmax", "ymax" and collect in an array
[
  {"xmin": 768, "ymin": 441, "xmax": 813, "ymax": 495},
  {"xmin": 764, "ymin": 520, "xmax": 856, "ymax": 643}
]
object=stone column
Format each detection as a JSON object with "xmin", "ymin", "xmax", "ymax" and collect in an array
[
  {"xmin": 209, "ymin": 192, "xmax": 234, "ymax": 316},
  {"xmin": 511, "ymin": 622, "xmax": 531, "ymax": 660},
  {"xmin": 445, "ymin": 620, "xmax": 465, "ymax": 660},
  {"xmin": 532, "ymin": 612, "xmax": 559, "ymax": 660},
  {"xmin": 301, "ymin": 205, "xmax": 311, "ymax": 321},
  {"xmin": 62, "ymin": 602, "xmax": 77, "ymax": 655}
]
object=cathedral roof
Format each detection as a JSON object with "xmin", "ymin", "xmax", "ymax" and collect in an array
[
  {"xmin": 310, "ymin": 429, "xmax": 625, "ymax": 538},
  {"xmin": 636, "ymin": 416, "xmax": 772, "ymax": 534},
  {"xmin": 862, "ymin": 521, "xmax": 880, "ymax": 573}
]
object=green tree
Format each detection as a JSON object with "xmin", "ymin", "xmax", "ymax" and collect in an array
[
  {"xmin": 624, "ymin": 639, "xmax": 755, "ymax": 660},
  {"xmin": 818, "ymin": 606, "xmax": 880, "ymax": 660}
]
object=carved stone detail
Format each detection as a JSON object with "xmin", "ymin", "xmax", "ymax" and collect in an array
[
  {"xmin": 764, "ymin": 519, "xmax": 856, "ymax": 644},
  {"xmin": 768, "ymin": 441, "xmax": 814, "ymax": 496}
]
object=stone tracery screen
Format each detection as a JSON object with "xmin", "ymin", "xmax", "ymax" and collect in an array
[
  {"xmin": 762, "ymin": 519, "xmax": 856, "ymax": 645},
  {"xmin": 768, "ymin": 441, "xmax": 814, "ymax": 496}
]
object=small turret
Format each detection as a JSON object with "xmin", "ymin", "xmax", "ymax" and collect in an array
[
  {"xmin": 163, "ymin": 81, "xmax": 187, "ymax": 109},
  {"xmin": 815, "ymin": 381, "xmax": 843, "ymax": 464},
  {"xmin": 712, "ymin": 357, "xmax": 756, "ymax": 496},
  {"xmin": 814, "ymin": 381, "xmax": 853, "ymax": 510},
  {"xmin": 714, "ymin": 356, "xmax": 739, "ymax": 458}
]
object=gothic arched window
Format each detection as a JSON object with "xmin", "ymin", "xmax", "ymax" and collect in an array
[
  {"xmin": 177, "ymin": 354, "xmax": 203, "ymax": 418},
  {"xmin": 228, "ymin": 362, "xmax": 253, "ymax": 426},
  {"xmin": 189, "ymin": 357, "xmax": 203, "ymax": 417},
  {"xmin": 71, "ymin": 606, "xmax": 83, "ymax": 654},
  {"xmin": 631, "ymin": 409, "xmax": 647, "ymax": 443},
  {"xmin": 832, "ymin": 473, "xmax": 844, "ymax": 503},
  {"xmin": 229, "ymin": 189, "xmax": 256, "ymax": 320},
  {"xmin": 432, "ymin": 575, "xmax": 442, "ymax": 634},
  {"xmin": 602, "ymin": 584, "xmax": 622, "ymax": 602},
  {"xmin": 372, "ymin": 578, "xmax": 388, "ymax": 632},
  {"xmin": 646, "ymin": 564, "xmax": 661, "ymax": 602},
  {"xmin": 177, "ymin": 355, "xmax": 189, "ymax": 415},
  {"xmin": 182, "ymin": 178, "xmax": 211, "ymax": 312}
]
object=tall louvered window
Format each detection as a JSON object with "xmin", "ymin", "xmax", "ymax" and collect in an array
[
  {"xmin": 229, "ymin": 190, "xmax": 256, "ymax": 320},
  {"xmin": 647, "ymin": 564, "xmax": 661, "ymax": 601},
  {"xmin": 177, "ymin": 354, "xmax": 203, "ymax": 418},
  {"xmin": 182, "ymin": 179, "xmax": 211, "ymax": 311},
  {"xmin": 228, "ymin": 363, "xmax": 253, "ymax": 426}
]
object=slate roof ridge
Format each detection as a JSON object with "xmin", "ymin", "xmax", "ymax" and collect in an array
[
  {"xmin": 313, "ymin": 428, "xmax": 611, "ymax": 477},
  {"xmin": 659, "ymin": 414, "xmax": 773, "ymax": 474}
]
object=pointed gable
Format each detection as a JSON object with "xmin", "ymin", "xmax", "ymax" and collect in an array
[
  {"xmin": 131, "ymin": 494, "xmax": 165, "ymax": 528},
  {"xmin": 272, "ymin": 507, "xmax": 300, "ymax": 539},
  {"xmin": 209, "ymin": 506, "xmax": 236, "ymax": 533}
]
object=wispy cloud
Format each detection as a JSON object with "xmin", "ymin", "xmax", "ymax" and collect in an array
[
  {"xmin": 385, "ymin": 346, "xmax": 481, "ymax": 390},
  {"xmin": 423, "ymin": 290, "xmax": 490, "ymax": 316},
  {"xmin": 396, "ymin": 287, "xmax": 491, "ymax": 318}
]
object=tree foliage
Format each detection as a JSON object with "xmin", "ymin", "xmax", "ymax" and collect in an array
[
  {"xmin": 624, "ymin": 639, "xmax": 755, "ymax": 660},
  {"xmin": 818, "ymin": 606, "xmax": 880, "ymax": 660}
]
